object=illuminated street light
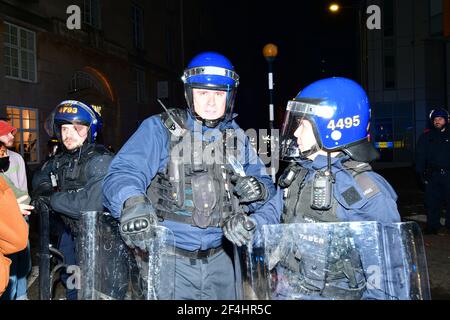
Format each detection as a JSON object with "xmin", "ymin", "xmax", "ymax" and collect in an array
[
  {"xmin": 263, "ymin": 43, "xmax": 278, "ymax": 62},
  {"xmin": 327, "ymin": 2, "xmax": 367, "ymax": 89},
  {"xmin": 329, "ymin": 3, "xmax": 340, "ymax": 13}
]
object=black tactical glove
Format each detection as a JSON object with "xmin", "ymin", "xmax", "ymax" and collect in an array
[
  {"xmin": 231, "ymin": 175, "xmax": 267, "ymax": 203},
  {"xmin": 31, "ymin": 195, "xmax": 52, "ymax": 213},
  {"xmin": 223, "ymin": 214, "xmax": 257, "ymax": 247},
  {"xmin": 120, "ymin": 195, "xmax": 158, "ymax": 251}
]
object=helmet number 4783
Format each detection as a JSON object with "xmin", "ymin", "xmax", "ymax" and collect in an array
[{"xmin": 327, "ymin": 116, "xmax": 361, "ymax": 131}]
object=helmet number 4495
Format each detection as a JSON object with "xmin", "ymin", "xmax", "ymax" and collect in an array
[{"xmin": 327, "ymin": 116, "xmax": 361, "ymax": 131}]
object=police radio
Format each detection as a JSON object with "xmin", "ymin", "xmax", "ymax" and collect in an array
[
  {"xmin": 310, "ymin": 170, "xmax": 333, "ymax": 210},
  {"xmin": 310, "ymin": 153, "xmax": 335, "ymax": 210},
  {"xmin": 157, "ymin": 99, "xmax": 186, "ymax": 137}
]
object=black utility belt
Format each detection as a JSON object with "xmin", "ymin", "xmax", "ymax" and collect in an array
[
  {"xmin": 156, "ymin": 210, "xmax": 226, "ymax": 228},
  {"xmin": 169, "ymin": 246, "xmax": 223, "ymax": 259}
]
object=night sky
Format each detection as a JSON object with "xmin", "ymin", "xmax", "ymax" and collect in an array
[{"xmin": 195, "ymin": 0, "xmax": 361, "ymax": 130}]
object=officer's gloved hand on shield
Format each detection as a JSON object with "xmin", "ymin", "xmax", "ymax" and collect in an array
[
  {"xmin": 31, "ymin": 195, "xmax": 52, "ymax": 213},
  {"xmin": 223, "ymin": 214, "xmax": 257, "ymax": 247},
  {"xmin": 231, "ymin": 175, "xmax": 267, "ymax": 203},
  {"xmin": 120, "ymin": 195, "xmax": 158, "ymax": 251},
  {"xmin": 31, "ymin": 183, "xmax": 53, "ymax": 212}
]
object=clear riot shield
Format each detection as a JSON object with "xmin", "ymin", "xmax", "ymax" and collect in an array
[
  {"xmin": 77, "ymin": 211, "xmax": 132, "ymax": 300},
  {"xmin": 383, "ymin": 222, "xmax": 431, "ymax": 300},
  {"xmin": 128, "ymin": 225, "xmax": 176, "ymax": 300},
  {"xmin": 236, "ymin": 244, "xmax": 271, "ymax": 300},
  {"xmin": 77, "ymin": 211, "xmax": 176, "ymax": 300},
  {"xmin": 241, "ymin": 221, "xmax": 430, "ymax": 300}
]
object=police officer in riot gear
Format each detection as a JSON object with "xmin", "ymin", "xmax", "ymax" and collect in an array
[
  {"xmin": 416, "ymin": 108, "xmax": 450, "ymax": 235},
  {"xmin": 32, "ymin": 100, "xmax": 118, "ymax": 299},
  {"xmin": 276, "ymin": 77, "xmax": 401, "ymax": 299},
  {"xmin": 103, "ymin": 52, "xmax": 277, "ymax": 300}
]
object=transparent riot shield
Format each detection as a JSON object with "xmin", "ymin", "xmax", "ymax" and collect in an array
[
  {"xmin": 383, "ymin": 222, "xmax": 431, "ymax": 300},
  {"xmin": 77, "ymin": 211, "xmax": 132, "ymax": 300},
  {"xmin": 128, "ymin": 225, "xmax": 176, "ymax": 300},
  {"xmin": 38, "ymin": 201, "xmax": 51, "ymax": 300},
  {"xmin": 77, "ymin": 211, "xmax": 176, "ymax": 300},
  {"xmin": 236, "ymin": 243, "xmax": 271, "ymax": 300},
  {"xmin": 241, "ymin": 221, "xmax": 430, "ymax": 300}
]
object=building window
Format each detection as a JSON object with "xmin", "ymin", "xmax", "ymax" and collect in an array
[
  {"xmin": 383, "ymin": 35, "xmax": 396, "ymax": 90},
  {"xmin": 132, "ymin": 4, "xmax": 144, "ymax": 49},
  {"xmin": 83, "ymin": 0, "xmax": 101, "ymax": 29},
  {"xmin": 3, "ymin": 22, "xmax": 37, "ymax": 82},
  {"xmin": 157, "ymin": 81, "xmax": 169, "ymax": 100},
  {"xmin": 134, "ymin": 68, "xmax": 146, "ymax": 103},
  {"xmin": 384, "ymin": 54, "xmax": 396, "ymax": 89},
  {"xmin": 69, "ymin": 71, "xmax": 108, "ymax": 97},
  {"xmin": 429, "ymin": 0, "xmax": 443, "ymax": 35},
  {"xmin": 6, "ymin": 107, "xmax": 39, "ymax": 164},
  {"xmin": 383, "ymin": 0, "xmax": 395, "ymax": 37},
  {"xmin": 166, "ymin": 28, "xmax": 174, "ymax": 65}
]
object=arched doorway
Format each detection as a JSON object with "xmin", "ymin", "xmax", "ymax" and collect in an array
[{"xmin": 68, "ymin": 67, "xmax": 118, "ymax": 150}]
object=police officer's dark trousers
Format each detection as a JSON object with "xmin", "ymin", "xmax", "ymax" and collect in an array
[
  {"xmin": 425, "ymin": 170, "xmax": 450, "ymax": 230},
  {"xmin": 59, "ymin": 229, "xmax": 77, "ymax": 300},
  {"xmin": 171, "ymin": 249, "xmax": 236, "ymax": 300}
]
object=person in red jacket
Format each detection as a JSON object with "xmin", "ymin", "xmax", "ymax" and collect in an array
[{"xmin": 0, "ymin": 176, "xmax": 32, "ymax": 297}]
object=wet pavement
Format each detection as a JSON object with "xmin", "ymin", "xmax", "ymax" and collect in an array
[{"xmin": 24, "ymin": 166, "xmax": 450, "ymax": 300}]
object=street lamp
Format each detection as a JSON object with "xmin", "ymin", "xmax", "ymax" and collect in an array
[
  {"xmin": 329, "ymin": 3, "xmax": 340, "ymax": 13},
  {"xmin": 263, "ymin": 43, "xmax": 278, "ymax": 182},
  {"xmin": 327, "ymin": 2, "xmax": 368, "ymax": 90},
  {"xmin": 262, "ymin": 43, "xmax": 278, "ymax": 130}
]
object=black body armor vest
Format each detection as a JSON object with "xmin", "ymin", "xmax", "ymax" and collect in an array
[
  {"xmin": 147, "ymin": 109, "xmax": 240, "ymax": 228},
  {"xmin": 53, "ymin": 143, "xmax": 112, "ymax": 235},
  {"xmin": 281, "ymin": 160, "xmax": 372, "ymax": 223},
  {"xmin": 55, "ymin": 144, "xmax": 111, "ymax": 192}
]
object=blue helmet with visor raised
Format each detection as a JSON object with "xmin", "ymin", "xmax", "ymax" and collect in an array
[{"xmin": 181, "ymin": 52, "xmax": 239, "ymax": 127}]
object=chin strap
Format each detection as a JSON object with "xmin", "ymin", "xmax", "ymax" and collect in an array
[
  {"xmin": 202, "ymin": 117, "xmax": 224, "ymax": 128},
  {"xmin": 192, "ymin": 112, "xmax": 228, "ymax": 128},
  {"xmin": 300, "ymin": 143, "xmax": 321, "ymax": 159}
]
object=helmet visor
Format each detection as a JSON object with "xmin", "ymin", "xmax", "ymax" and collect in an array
[
  {"xmin": 182, "ymin": 66, "xmax": 239, "ymax": 88},
  {"xmin": 280, "ymin": 99, "xmax": 334, "ymax": 160},
  {"xmin": 44, "ymin": 109, "xmax": 57, "ymax": 137},
  {"xmin": 45, "ymin": 110, "xmax": 93, "ymax": 139},
  {"xmin": 281, "ymin": 102, "xmax": 305, "ymax": 159}
]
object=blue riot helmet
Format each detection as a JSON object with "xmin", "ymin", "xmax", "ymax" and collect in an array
[
  {"xmin": 429, "ymin": 108, "xmax": 449, "ymax": 124},
  {"xmin": 280, "ymin": 77, "xmax": 379, "ymax": 162},
  {"xmin": 181, "ymin": 52, "xmax": 240, "ymax": 128},
  {"xmin": 45, "ymin": 100, "xmax": 102, "ymax": 143}
]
